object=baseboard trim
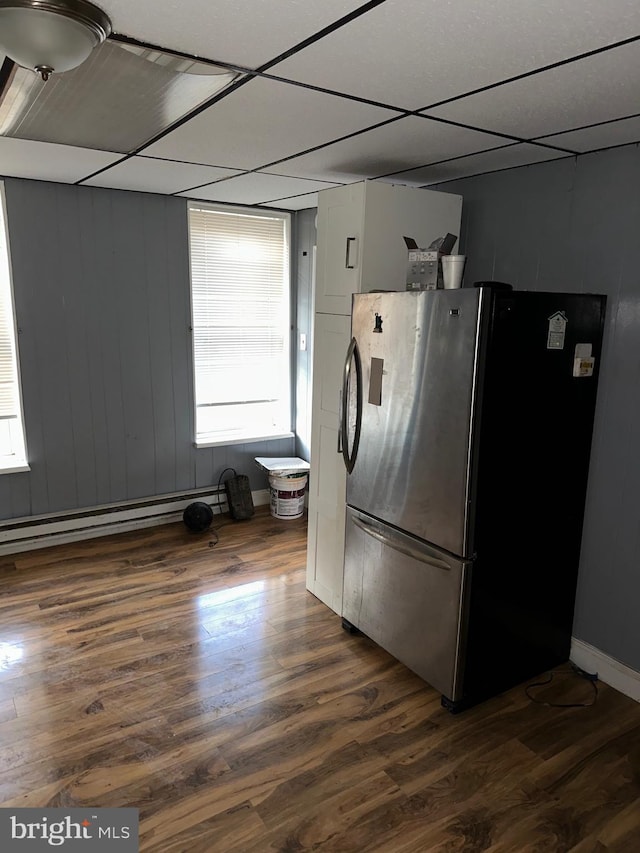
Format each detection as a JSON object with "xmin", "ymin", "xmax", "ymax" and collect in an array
[
  {"xmin": 571, "ymin": 637, "xmax": 640, "ymax": 704},
  {"xmin": 0, "ymin": 487, "xmax": 271, "ymax": 556}
]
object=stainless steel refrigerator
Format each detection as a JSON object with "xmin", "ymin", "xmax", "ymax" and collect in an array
[{"xmin": 340, "ymin": 287, "xmax": 605, "ymax": 712}]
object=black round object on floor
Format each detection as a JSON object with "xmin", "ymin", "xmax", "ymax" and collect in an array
[{"xmin": 183, "ymin": 501, "xmax": 214, "ymax": 532}]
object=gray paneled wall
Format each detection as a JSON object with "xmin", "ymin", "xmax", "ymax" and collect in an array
[
  {"xmin": 438, "ymin": 144, "xmax": 640, "ymax": 672},
  {"xmin": 0, "ymin": 178, "xmax": 293, "ymax": 519}
]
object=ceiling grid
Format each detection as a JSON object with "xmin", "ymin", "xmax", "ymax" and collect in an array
[{"xmin": 0, "ymin": 0, "xmax": 638, "ymax": 207}]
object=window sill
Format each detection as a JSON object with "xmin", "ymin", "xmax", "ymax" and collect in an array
[
  {"xmin": 195, "ymin": 432, "xmax": 295, "ymax": 449},
  {"xmin": 0, "ymin": 463, "xmax": 30, "ymax": 475}
]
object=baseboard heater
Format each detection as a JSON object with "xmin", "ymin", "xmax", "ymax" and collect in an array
[{"xmin": 0, "ymin": 486, "xmax": 271, "ymax": 556}]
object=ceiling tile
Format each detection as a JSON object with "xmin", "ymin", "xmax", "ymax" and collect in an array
[
  {"xmin": 270, "ymin": 0, "xmax": 640, "ymax": 110},
  {"xmin": 0, "ymin": 138, "xmax": 120, "ymax": 183},
  {"xmin": 383, "ymin": 144, "xmax": 567, "ymax": 187},
  {"xmin": 258, "ymin": 193, "xmax": 322, "ymax": 211},
  {"xmin": 262, "ymin": 116, "xmax": 511, "ymax": 182},
  {"xmin": 425, "ymin": 41, "xmax": 640, "ymax": 140},
  {"xmin": 81, "ymin": 157, "xmax": 242, "ymax": 193},
  {"xmin": 99, "ymin": 0, "xmax": 367, "ymax": 68},
  {"xmin": 179, "ymin": 173, "xmax": 340, "ymax": 205},
  {"xmin": 144, "ymin": 77, "xmax": 396, "ymax": 170},
  {"xmin": 536, "ymin": 115, "xmax": 640, "ymax": 153}
]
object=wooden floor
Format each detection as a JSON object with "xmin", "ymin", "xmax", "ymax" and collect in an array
[{"xmin": 0, "ymin": 508, "xmax": 639, "ymax": 852}]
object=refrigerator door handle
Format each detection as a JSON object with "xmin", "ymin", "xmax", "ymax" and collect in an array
[
  {"xmin": 351, "ymin": 515, "xmax": 452, "ymax": 571},
  {"xmin": 341, "ymin": 336, "xmax": 362, "ymax": 474}
]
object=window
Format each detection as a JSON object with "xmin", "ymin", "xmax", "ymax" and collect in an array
[
  {"xmin": 188, "ymin": 203, "xmax": 292, "ymax": 446},
  {"xmin": 0, "ymin": 184, "xmax": 27, "ymax": 472}
]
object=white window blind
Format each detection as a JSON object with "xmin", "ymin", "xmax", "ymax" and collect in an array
[
  {"xmin": 188, "ymin": 204, "xmax": 292, "ymax": 446},
  {"xmin": 0, "ymin": 183, "xmax": 27, "ymax": 471}
]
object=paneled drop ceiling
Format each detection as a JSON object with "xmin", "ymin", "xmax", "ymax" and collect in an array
[{"xmin": 1, "ymin": 0, "xmax": 640, "ymax": 210}]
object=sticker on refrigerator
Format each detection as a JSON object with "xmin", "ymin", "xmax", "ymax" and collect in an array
[
  {"xmin": 547, "ymin": 311, "xmax": 568, "ymax": 350},
  {"xmin": 574, "ymin": 343, "xmax": 592, "ymax": 358},
  {"xmin": 369, "ymin": 358, "xmax": 384, "ymax": 405},
  {"xmin": 573, "ymin": 357, "xmax": 595, "ymax": 377},
  {"xmin": 573, "ymin": 344, "xmax": 595, "ymax": 377}
]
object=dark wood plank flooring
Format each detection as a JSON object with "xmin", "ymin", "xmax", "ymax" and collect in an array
[{"xmin": 0, "ymin": 507, "xmax": 639, "ymax": 851}]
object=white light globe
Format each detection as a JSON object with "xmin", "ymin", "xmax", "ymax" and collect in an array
[{"xmin": 0, "ymin": 1, "xmax": 110, "ymax": 76}]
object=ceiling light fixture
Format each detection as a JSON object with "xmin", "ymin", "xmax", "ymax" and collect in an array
[{"xmin": 0, "ymin": 0, "xmax": 111, "ymax": 82}]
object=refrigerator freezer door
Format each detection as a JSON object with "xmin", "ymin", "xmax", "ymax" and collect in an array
[
  {"xmin": 343, "ymin": 507, "xmax": 470, "ymax": 700},
  {"xmin": 347, "ymin": 289, "xmax": 485, "ymax": 557}
]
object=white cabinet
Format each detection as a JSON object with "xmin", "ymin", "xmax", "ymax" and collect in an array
[
  {"xmin": 306, "ymin": 181, "xmax": 462, "ymax": 614},
  {"xmin": 314, "ymin": 183, "xmax": 365, "ymax": 316},
  {"xmin": 305, "ymin": 312, "xmax": 351, "ymax": 613},
  {"xmin": 314, "ymin": 180, "xmax": 463, "ymax": 315}
]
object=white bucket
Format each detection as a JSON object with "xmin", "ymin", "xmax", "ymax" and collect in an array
[{"xmin": 268, "ymin": 473, "xmax": 308, "ymax": 520}]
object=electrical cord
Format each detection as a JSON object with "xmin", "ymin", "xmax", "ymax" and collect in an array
[
  {"xmin": 202, "ymin": 468, "xmax": 236, "ymax": 548},
  {"xmin": 525, "ymin": 661, "xmax": 599, "ymax": 708},
  {"xmin": 215, "ymin": 467, "xmax": 237, "ymax": 514},
  {"xmin": 198, "ymin": 468, "xmax": 238, "ymax": 546}
]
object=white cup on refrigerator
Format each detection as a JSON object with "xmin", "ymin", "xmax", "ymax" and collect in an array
[{"xmin": 441, "ymin": 255, "xmax": 466, "ymax": 289}]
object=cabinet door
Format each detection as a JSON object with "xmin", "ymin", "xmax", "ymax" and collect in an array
[
  {"xmin": 315, "ymin": 183, "xmax": 365, "ymax": 315},
  {"xmin": 360, "ymin": 181, "xmax": 463, "ymax": 294},
  {"xmin": 306, "ymin": 312, "xmax": 351, "ymax": 613}
]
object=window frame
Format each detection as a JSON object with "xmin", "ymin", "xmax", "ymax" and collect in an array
[
  {"xmin": 0, "ymin": 182, "xmax": 29, "ymax": 474},
  {"xmin": 187, "ymin": 201, "xmax": 294, "ymax": 449}
]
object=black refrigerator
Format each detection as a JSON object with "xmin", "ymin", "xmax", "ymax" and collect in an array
[{"xmin": 340, "ymin": 286, "xmax": 606, "ymax": 712}]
